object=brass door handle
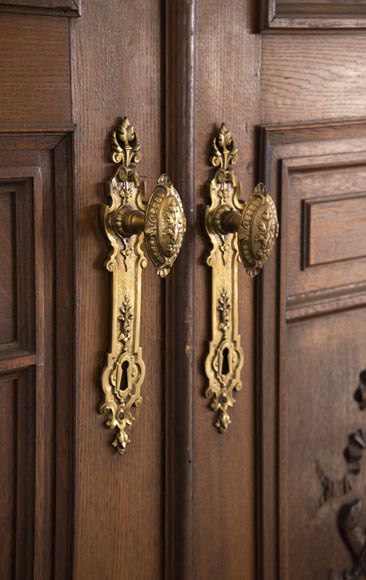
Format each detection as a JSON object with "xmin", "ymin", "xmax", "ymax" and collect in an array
[
  {"xmin": 204, "ymin": 124, "xmax": 279, "ymax": 432},
  {"xmin": 99, "ymin": 118, "xmax": 186, "ymax": 454}
]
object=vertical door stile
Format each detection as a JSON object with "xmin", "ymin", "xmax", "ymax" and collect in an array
[{"xmin": 164, "ymin": 1, "xmax": 196, "ymax": 579}]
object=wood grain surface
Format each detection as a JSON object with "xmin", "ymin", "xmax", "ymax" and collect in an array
[
  {"xmin": 0, "ymin": 0, "xmax": 79, "ymax": 17},
  {"xmin": 262, "ymin": 35, "xmax": 366, "ymax": 124},
  {"xmin": 261, "ymin": 0, "xmax": 366, "ymax": 28},
  {"xmin": 71, "ymin": 1, "xmax": 164, "ymax": 579},
  {"xmin": 305, "ymin": 195, "xmax": 366, "ymax": 266},
  {"xmin": 0, "ymin": 15, "xmax": 71, "ymax": 125},
  {"xmin": 0, "ymin": 134, "xmax": 75, "ymax": 580},
  {"xmin": 2, "ymin": 2, "xmax": 366, "ymax": 580},
  {"xmin": 259, "ymin": 122, "xmax": 366, "ymax": 579},
  {"xmin": 164, "ymin": 1, "xmax": 195, "ymax": 579},
  {"xmin": 194, "ymin": 1, "xmax": 260, "ymax": 579}
]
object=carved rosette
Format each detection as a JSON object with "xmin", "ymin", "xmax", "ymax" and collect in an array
[
  {"xmin": 100, "ymin": 118, "xmax": 147, "ymax": 454},
  {"xmin": 205, "ymin": 124, "xmax": 244, "ymax": 432},
  {"xmin": 238, "ymin": 183, "xmax": 279, "ymax": 277},
  {"xmin": 145, "ymin": 174, "xmax": 186, "ymax": 278}
]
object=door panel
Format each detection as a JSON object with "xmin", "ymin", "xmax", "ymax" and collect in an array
[
  {"xmin": 0, "ymin": 1, "xmax": 80, "ymax": 15},
  {"xmin": 0, "ymin": 133, "xmax": 75, "ymax": 578},
  {"xmin": 0, "ymin": 14, "xmax": 71, "ymax": 125},
  {"xmin": 261, "ymin": 0, "xmax": 366, "ymax": 29},
  {"xmin": 284, "ymin": 312, "xmax": 366, "ymax": 579},
  {"xmin": 262, "ymin": 35, "xmax": 366, "ymax": 124},
  {"xmin": 0, "ymin": 369, "xmax": 35, "ymax": 580},
  {"xmin": 259, "ymin": 123, "xmax": 366, "ymax": 578}
]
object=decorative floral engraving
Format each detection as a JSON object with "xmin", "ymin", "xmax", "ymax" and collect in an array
[
  {"xmin": 111, "ymin": 117, "xmax": 141, "ymax": 169},
  {"xmin": 118, "ymin": 296, "xmax": 134, "ymax": 352},
  {"xmin": 210, "ymin": 123, "xmax": 238, "ymax": 170},
  {"xmin": 218, "ymin": 289, "xmax": 231, "ymax": 338},
  {"xmin": 161, "ymin": 198, "xmax": 185, "ymax": 256},
  {"xmin": 238, "ymin": 183, "xmax": 279, "ymax": 277},
  {"xmin": 144, "ymin": 174, "xmax": 186, "ymax": 278}
]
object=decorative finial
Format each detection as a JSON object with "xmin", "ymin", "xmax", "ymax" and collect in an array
[
  {"xmin": 111, "ymin": 117, "xmax": 141, "ymax": 168},
  {"xmin": 210, "ymin": 123, "xmax": 238, "ymax": 170}
]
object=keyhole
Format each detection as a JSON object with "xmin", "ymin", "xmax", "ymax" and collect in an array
[
  {"xmin": 121, "ymin": 361, "xmax": 129, "ymax": 390},
  {"xmin": 221, "ymin": 348, "xmax": 230, "ymax": 376}
]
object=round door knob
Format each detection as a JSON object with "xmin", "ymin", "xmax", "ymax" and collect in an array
[
  {"xmin": 218, "ymin": 182, "xmax": 279, "ymax": 277},
  {"xmin": 144, "ymin": 174, "xmax": 186, "ymax": 278},
  {"xmin": 237, "ymin": 183, "xmax": 279, "ymax": 277}
]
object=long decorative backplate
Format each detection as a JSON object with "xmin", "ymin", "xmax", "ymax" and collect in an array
[
  {"xmin": 100, "ymin": 118, "xmax": 186, "ymax": 453},
  {"xmin": 205, "ymin": 125, "xmax": 245, "ymax": 432},
  {"xmin": 205, "ymin": 124, "xmax": 279, "ymax": 432}
]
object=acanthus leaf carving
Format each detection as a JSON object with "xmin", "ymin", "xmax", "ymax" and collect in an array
[{"xmin": 315, "ymin": 370, "xmax": 366, "ymax": 578}]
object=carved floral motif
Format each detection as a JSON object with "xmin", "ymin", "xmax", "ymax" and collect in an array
[
  {"xmin": 238, "ymin": 183, "xmax": 279, "ymax": 277},
  {"xmin": 210, "ymin": 123, "xmax": 238, "ymax": 170},
  {"xmin": 315, "ymin": 370, "xmax": 366, "ymax": 578},
  {"xmin": 354, "ymin": 370, "xmax": 366, "ymax": 411},
  {"xmin": 144, "ymin": 174, "xmax": 186, "ymax": 278},
  {"xmin": 118, "ymin": 296, "xmax": 134, "ymax": 352},
  {"xmin": 218, "ymin": 289, "xmax": 231, "ymax": 339},
  {"xmin": 111, "ymin": 117, "xmax": 141, "ymax": 168}
]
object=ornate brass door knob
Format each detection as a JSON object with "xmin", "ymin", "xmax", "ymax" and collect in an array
[
  {"xmin": 100, "ymin": 118, "xmax": 186, "ymax": 454},
  {"xmin": 219, "ymin": 181, "xmax": 279, "ymax": 277},
  {"xmin": 205, "ymin": 124, "xmax": 279, "ymax": 432}
]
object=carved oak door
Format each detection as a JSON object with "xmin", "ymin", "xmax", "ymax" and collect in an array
[{"xmin": 1, "ymin": 1, "xmax": 366, "ymax": 580}]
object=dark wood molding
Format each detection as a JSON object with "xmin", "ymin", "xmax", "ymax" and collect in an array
[
  {"xmin": 255, "ymin": 125, "xmax": 281, "ymax": 580},
  {"xmin": 53, "ymin": 133, "xmax": 76, "ymax": 580},
  {"xmin": 0, "ymin": 130, "xmax": 76, "ymax": 580},
  {"xmin": 0, "ymin": 124, "xmax": 76, "ymax": 133},
  {"xmin": 164, "ymin": 1, "xmax": 196, "ymax": 579},
  {"xmin": 260, "ymin": 0, "xmax": 366, "ymax": 30},
  {"xmin": 256, "ymin": 119, "xmax": 366, "ymax": 579},
  {"xmin": 0, "ymin": 0, "xmax": 80, "ymax": 17}
]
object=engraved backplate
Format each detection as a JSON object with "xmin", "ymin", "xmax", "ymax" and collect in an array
[{"xmin": 205, "ymin": 125, "xmax": 244, "ymax": 432}]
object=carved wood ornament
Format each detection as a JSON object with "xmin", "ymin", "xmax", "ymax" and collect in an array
[{"xmin": 316, "ymin": 370, "xmax": 366, "ymax": 579}]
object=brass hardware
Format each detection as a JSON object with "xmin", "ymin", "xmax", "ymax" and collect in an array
[
  {"xmin": 100, "ymin": 118, "xmax": 186, "ymax": 454},
  {"xmin": 205, "ymin": 124, "xmax": 279, "ymax": 432}
]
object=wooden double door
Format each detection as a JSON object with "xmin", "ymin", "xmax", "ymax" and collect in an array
[{"xmin": 1, "ymin": 1, "xmax": 366, "ymax": 579}]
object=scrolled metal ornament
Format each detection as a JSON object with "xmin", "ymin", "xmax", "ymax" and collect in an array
[
  {"xmin": 204, "ymin": 123, "xmax": 279, "ymax": 432},
  {"xmin": 100, "ymin": 118, "xmax": 186, "ymax": 454}
]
